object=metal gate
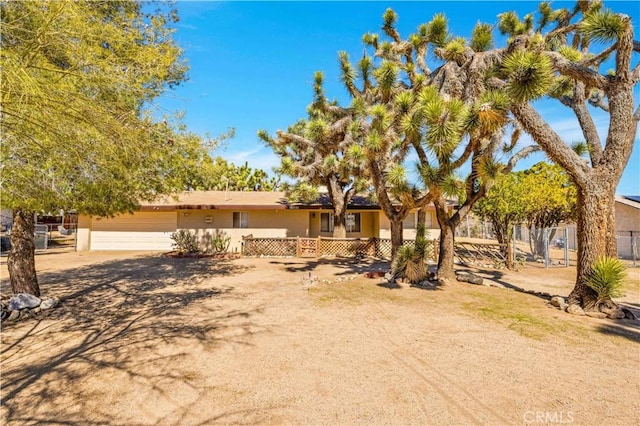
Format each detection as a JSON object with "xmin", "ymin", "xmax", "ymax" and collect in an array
[{"xmin": 34, "ymin": 224, "xmax": 48, "ymax": 250}]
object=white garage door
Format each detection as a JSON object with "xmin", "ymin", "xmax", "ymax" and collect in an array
[{"xmin": 90, "ymin": 212, "xmax": 177, "ymax": 251}]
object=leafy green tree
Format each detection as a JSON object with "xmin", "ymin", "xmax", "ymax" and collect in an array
[
  {"xmin": 259, "ymin": 72, "xmax": 368, "ymax": 238},
  {"xmin": 474, "ymin": 162, "xmax": 576, "ymax": 267},
  {"xmin": 0, "ymin": 0, "xmax": 206, "ymax": 295},
  {"xmin": 521, "ymin": 162, "xmax": 577, "ymax": 256},
  {"xmin": 473, "ymin": 172, "xmax": 529, "ymax": 269},
  {"xmin": 491, "ymin": 1, "xmax": 639, "ymax": 309}
]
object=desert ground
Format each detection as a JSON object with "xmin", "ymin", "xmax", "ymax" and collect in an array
[{"xmin": 1, "ymin": 250, "xmax": 639, "ymax": 425}]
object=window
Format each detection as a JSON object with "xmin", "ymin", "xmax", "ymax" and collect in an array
[
  {"xmin": 346, "ymin": 213, "xmax": 361, "ymax": 233},
  {"xmin": 321, "ymin": 212, "xmax": 361, "ymax": 233},
  {"xmin": 320, "ymin": 212, "xmax": 333, "ymax": 232},
  {"xmin": 425, "ymin": 211, "xmax": 433, "ymax": 228},
  {"xmin": 233, "ymin": 211, "xmax": 248, "ymax": 228},
  {"xmin": 403, "ymin": 212, "xmax": 416, "ymax": 229}
]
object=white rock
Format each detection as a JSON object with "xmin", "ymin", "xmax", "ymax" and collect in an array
[
  {"xmin": 566, "ymin": 304, "xmax": 585, "ymax": 316},
  {"xmin": 8, "ymin": 293, "xmax": 41, "ymax": 310},
  {"xmin": 550, "ymin": 296, "xmax": 565, "ymax": 308},
  {"xmin": 40, "ymin": 297, "xmax": 59, "ymax": 310}
]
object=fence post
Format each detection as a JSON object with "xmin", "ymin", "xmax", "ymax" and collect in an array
[
  {"xmin": 631, "ymin": 231, "xmax": 637, "ymax": 267},
  {"xmin": 543, "ymin": 228, "xmax": 550, "ymax": 268},
  {"xmin": 511, "ymin": 225, "xmax": 516, "ymax": 267},
  {"xmin": 563, "ymin": 227, "xmax": 569, "ymax": 267},
  {"xmin": 296, "ymin": 237, "xmax": 300, "ymax": 258}
]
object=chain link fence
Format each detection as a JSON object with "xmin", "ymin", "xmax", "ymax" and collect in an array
[
  {"xmin": 616, "ymin": 234, "xmax": 639, "ymax": 266},
  {"xmin": 457, "ymin": 221, "xmax": 639, "ymax": 268}
]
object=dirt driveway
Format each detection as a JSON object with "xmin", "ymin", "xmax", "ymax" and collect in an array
[{"xmin": 1, "ymin": 251, "xmax": 639, "ymax": 425}]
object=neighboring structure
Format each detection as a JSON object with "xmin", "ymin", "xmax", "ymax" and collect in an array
[
  {"xmin": 615, "ymin": 195, "xmax": 640, "ymax": 259},
  {"xmin": 1, "ymin": 209, "xmax": 12, "ymax": 232},
  {"xmin": 77, "ymin": 191, "xmax": 442, "ymax": 252}
]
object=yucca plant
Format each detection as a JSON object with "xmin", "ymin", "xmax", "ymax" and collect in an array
[
  {"xmin": 391, "ymin": 222, "xmax": 434, "ymax": 284},
  {"xmin": 585, "ymin": 257, "xmax": 626, "ymax": 306}
]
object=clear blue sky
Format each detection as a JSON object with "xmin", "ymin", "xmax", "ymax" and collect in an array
[{"xmin": 155, "ymin": 1, "xmax": 640, "ymax": 195}]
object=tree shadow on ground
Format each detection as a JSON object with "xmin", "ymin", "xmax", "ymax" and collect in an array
[
  {"xmin": 269, "ymin": 256, "xmax": 390, "ymax": 276},
  {"xmin": 1, "ymin": 255, "xmax": 269, "ymax": 425},
  {"xmin": 596, "ymin": 320, "xmax": 640, "ymax": 344},
  {"xmin": 456, "ymin": 267, "xmax": 554, "ymax": 301}
]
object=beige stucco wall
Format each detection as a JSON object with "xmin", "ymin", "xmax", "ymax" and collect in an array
[
  {"xmin": 178, "ymin": 209, "xmax": 309, "ymax": 252},
  {"xmin": 615, "ymin": 201, "xmax": 640, "ymax": 234},
  {"xmin": 76, "ymin": 215, "xmax": 91, "ymax": 251},
  {"xmin": 307, "ymin": 210, "xmax": 378, "ymax": 238},
  {"xmin": 78, "ymin": 206, "xmax": 443, "ymax": 252},
  {"xmin": 379, "ymin": 210, "xmax": 438, "ymax": 240}
]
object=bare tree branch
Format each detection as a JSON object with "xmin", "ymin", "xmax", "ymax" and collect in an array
[
  {"xmin": 504, "ymin": 145, "xmax": 540, "ymax": 173},
  {"xmin": 510, "ymin": 102, "xmax": 590, "ymax": 184},
  {"xmin": 571, "ymin": 82, "xmax": 603, "ymax": 165},
  {"xmin": 587, "ymin": 91, "xmax": 609, "ymax": 112}
]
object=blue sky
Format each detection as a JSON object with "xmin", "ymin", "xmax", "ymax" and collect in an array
[{"xmin": 155, "ymin": 1, "xmax": 640, "ymax": 195}]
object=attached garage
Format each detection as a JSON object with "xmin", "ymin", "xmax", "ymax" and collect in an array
[{"xmin": 89, "ymin": 212, "xmax": 177, "ymax": 251}]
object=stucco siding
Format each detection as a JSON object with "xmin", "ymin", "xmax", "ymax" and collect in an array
[
  {"xmin": 309, "ymin": 210, "xmax": 378, "ymax": 238},
  {"xmin": 379, "ymin": 210, "xmax": 438, "ymax": 239},
  {"xmin": 178, "ymin": 209, "xmax": 309, "ymax": 252},
  {"xmin": 615, "ymin": 202, "xmax": 640, "ymax": 234},
  {"xmin": 88, "ymin": 212, "xmax": 177, "ymax": 250}
]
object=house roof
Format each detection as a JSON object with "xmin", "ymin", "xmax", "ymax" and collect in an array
[
  {"xmin": 289, "ymin": 194, "xmax": 380, "ymax": 210},
  {"xmin": 139, "ymin": 190, "xmax": 443, "ymax": 211},
  {"xmin": 140, "ymin": 191, "xmax": 290, "ymax": 210},
  {"xmin": 616, "ymin": 195, "xmax": 640, "ymax": 210}
]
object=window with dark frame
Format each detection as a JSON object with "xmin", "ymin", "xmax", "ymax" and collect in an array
[
  {"xmin": 232, "ymin": 211, "xmax": 248, "ymax": 228},
  {"xmin": 320, "ymin": 212, "xmax": 361, "ymax": 233},
  {"xmin": 320, "ymin": 212, "xmax": 333, "ymax": 232}
]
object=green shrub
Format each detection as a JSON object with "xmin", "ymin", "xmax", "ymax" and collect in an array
[
  {"xmin": 170, "ymin": 229, "xmax": 200, "ymax": 254},
  {"xmin": 586, "ymin": 256, "xmax": 626, "ymax": 304}
]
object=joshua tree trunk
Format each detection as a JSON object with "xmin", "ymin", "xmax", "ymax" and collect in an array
[
  {"xmin": 390, "ymin": 218, "xmax": 404, "ymax": 260},
  {"xmin": 332, "ymin": 197, "xmax": 347, "ymax": 238},
  {"xmin": 511, "ymin": 101, "xmax": 633, "ymax": 310},
  {"xmin": 437, "ymin": 222, "xmax": 456, "ymax": 282},
  {"xmin": 7, "ymin": 209, "xmax": 40, "ymax": 296},
  {"xmin": 417, "ymin": 208, "xmax": 426, "ymax": 232},
  {"xmin": 434, "ymin": 198, "xmax": 456, "ymax": 282},
  {"xmin": 327, "ymin": 177, "xmax": 352, "ymax": 239},
  {"xmin": 567, "ymin": 183, "xmax": 617, "ymax": 310}
]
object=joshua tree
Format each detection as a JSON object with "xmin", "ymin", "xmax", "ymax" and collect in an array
[
  {"xmin": 342, "ymin": 9, "xmax": 537, "ymax": 280},
  {"xmin": 259, "ymin": 72, "xmax": 369, "ymax": 238},
  {"xmin": 490, "ymin": 1, "xmax": 639, "ymax": 310}
]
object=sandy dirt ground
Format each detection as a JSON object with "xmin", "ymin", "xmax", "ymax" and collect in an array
[{"xmin": 1, "ymin": 251, "xmax": 639, "ymax": 425}]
